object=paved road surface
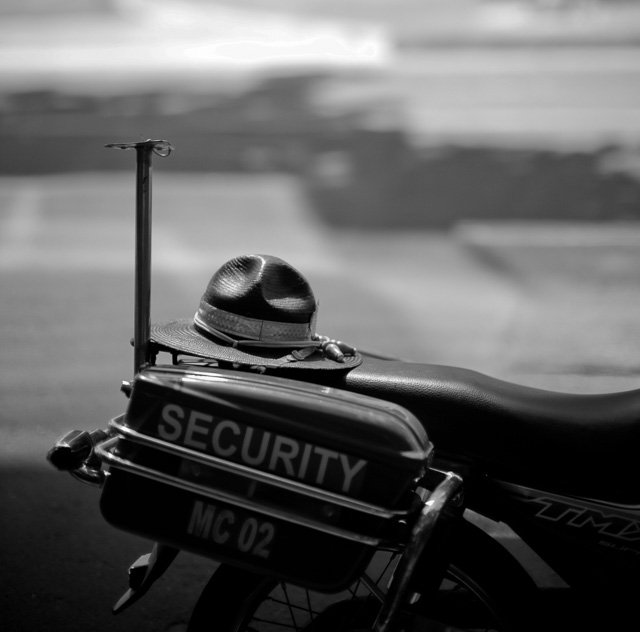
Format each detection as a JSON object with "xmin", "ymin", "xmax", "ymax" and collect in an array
[{"xmin": 2, "ymin": 173, "xmax": 640, "ymax": 631}]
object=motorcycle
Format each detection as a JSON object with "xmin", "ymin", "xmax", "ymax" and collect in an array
[{"xmin": 47, "ymin": 140, "xmax": 640, "ymax": 632}]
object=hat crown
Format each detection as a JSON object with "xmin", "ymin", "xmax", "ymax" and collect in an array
[
  {"xmin": 204, "ymin": 254, "xmax": 316, "ymax": 323},
  {"xmin": 197, "ymin": 254, "xmax": 318, "ymax": 343}
]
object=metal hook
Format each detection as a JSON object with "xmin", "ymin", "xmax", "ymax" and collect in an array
[{"xmin": 105, "ymin": 139, "xmax": 175, "ymax": 157}]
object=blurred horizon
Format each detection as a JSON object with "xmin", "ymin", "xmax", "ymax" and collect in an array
[
  {"xmin": 4, "ymin": 0, "xmax": 640, "ymax": 89},
  {"xmin": 2, "ymin": 0, "xmax": 640, "ymax": 225}
]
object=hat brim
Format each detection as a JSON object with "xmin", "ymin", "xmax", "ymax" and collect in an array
[{"xmin": 150, "ymin": 319, "xmax": 362, "ymax": 371}]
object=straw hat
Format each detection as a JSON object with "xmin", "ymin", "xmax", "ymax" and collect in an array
[{"xmin": 151, "ymin": 254, "xmax": 361, "ymax": 371}]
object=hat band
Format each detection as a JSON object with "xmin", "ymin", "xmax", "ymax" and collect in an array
[{"xmin": 195, "ymin": 301, "xmax": 317, "ymax": 347}]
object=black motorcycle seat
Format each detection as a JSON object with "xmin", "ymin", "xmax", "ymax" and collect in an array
[{"xmin": 300, "ymin": 358, "xmax": 640, "ymax": 501}]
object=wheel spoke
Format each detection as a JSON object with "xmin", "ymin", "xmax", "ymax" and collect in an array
[
  {"xmin": 281, "ymin": 583, "xmax": 297, "ymax": 629},
  {"xmin": 264, "ymin": 590, "xmax": 320, "ymax": 617},
  {"xmin": 244, "ymin": 618, "xmax": 299, "ymax": 630},
  {"xmin": 304, "ymin": 587, "xmax": 314, "ymax": 620},
  {"xmin": 347, "ymin": 578, "xmax": 362, "ymax": 599},
  {"xmin": 213, "ymin": 548, "xmax": 509, "ymax": 631},
  {"xmin": 376, "ymin": 552, "xmax": 397, "ymax": 585}
]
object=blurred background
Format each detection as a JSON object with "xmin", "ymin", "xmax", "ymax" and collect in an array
[{"xmin": 2, "ymin": 1, "xmax": 640, "ymax": 630}]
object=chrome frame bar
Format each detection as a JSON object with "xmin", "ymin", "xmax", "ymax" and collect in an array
[
  {"xmin": 96, "ymin": 436, "xmax": 395, "ymax": 546},
  {"xmin": 69, "ymin": 463, "xmax": 107, "ymax": 487},
  {"xmin": 373, "ymin": 471, "xmax": 463, "ymax": 632},
  {"xmin": 107, "ymin": 416, "xmax": 407, "ymax": 521}
]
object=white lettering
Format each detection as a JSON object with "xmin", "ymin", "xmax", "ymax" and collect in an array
[
  {"xmin": 254, "ymin": 522, "xmax": 276, "ymax": 559},
  {"xmin": 241, "ymin": 427, "xmax": 271, "ymax": 466},
  {"xmin": 184, "ymin": 411, "xmax": 212, "ymax": 450},
  {"xmin": 157, "ymin": 405, "xmax": 368, "ymax": 496},
  {"xmin": 212, "ymin": 509, "xmax": 235, "ymax": 544},
  {"xmin": 186, "ymin": 501, "xmax": 274, "ymax": 558},
  {"xmin": 268, "ymin": 436, "xmax": 300, "ymax": 476},
  {"xmin": 212, "ymin": 420, "xmax": 240, "ymax": 457},
  {"xmin": 314, "ymin": 447, "xmax": 339, "ymax": 486},
  {"xmin": 237, "ymin": 517, "xmax": 259, "ymax": 553},
  {"xmin": 187, "ymin": 500, "xmax": 214, "ymax": 538},
  {"xmin": 339, "ymin": 455, "xmax": 367, "ymax": 493},
  {"xmin": 158, "ymin": 404, "xmax": 184, "ymax": 442},
  {"xmin": 297, "ymin": 443, "xmax": 313, "ymax": 479}
]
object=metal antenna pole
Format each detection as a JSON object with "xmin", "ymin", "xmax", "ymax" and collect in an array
[
  {"xmin": 133, "ymin": 144, "xmax": 153, "ymax": 375},
  {"xmin": 105, "ymin": 139, "xmax": 174, "ymax": 375}
]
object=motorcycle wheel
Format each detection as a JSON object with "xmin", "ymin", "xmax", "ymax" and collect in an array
[{"xmin": 187, "ymin": 521, "xmax": 539, "ymax": 632}]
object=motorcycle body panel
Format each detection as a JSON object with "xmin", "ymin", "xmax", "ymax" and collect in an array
[
  {"xmin": 292, "ymin": 357, "xmax": 640, "ymax": 503},
  {"xmin": 282, "ymin": 356, "xmax": 640, "ymax": 597},
  {"xmin": 487, "ymin": 480, "xmax": 640, "ymax": 597}
]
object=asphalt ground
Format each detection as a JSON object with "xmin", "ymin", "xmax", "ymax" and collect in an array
[{"xmin": 2, "ymin": 172, "xmax": 640, "ymax": 631}]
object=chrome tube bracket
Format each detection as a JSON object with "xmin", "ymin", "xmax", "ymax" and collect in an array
[
  {"xmin": 94, "ymin": 420, "xmax": 413, "ymax": 547},
  {"xmin": 69, "ymin": 463, "xmax": 107, "ymax": 488},
  {"xmin": 47, "ymin": 427, "xmax": 115, "ymax": 488},
  {"xmin": 373, "ymin": 471, "xmax": 464, "ymax": 632}
]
